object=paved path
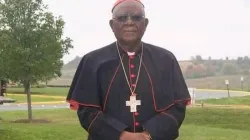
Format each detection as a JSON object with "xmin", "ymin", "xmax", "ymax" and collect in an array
[
  {"xmin": 0, "ymin": 103, "xmax": 69, "ymax": 111},
  {"xmin": 0, "ymin": 89, "xmax": 249, "ymax": 112},
  {"xmin": 189, "ymin": 89, "xmax": 250, "ymax": 100}
]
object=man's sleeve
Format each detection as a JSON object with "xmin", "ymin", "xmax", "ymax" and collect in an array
[
  {"xmin": 142, "ymin": 55, "xmax": 191, "ymax": 140},
  {"xmin": 66, "ymin": 55, "xmax": 128, "ymax": 140},
  {"xmin": 77, "ymin": 105, "xmax": 128, "ymax": 140},
  {"xmin": 142, "ymin": 102, "xmax": 187, "ymax": 140}
]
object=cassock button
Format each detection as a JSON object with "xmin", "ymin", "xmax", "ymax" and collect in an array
[
  {"xmin": 131, "ymin": 74, "xmax": 136, "ymax": 78},
  {"xmin": 130, "ymin": 64, "xmax": 135, "ymax": 68},
  {"xmin": 135, "ymin": 112, "xmax": 139, "ymax": 116},
  {"xmin": 132, "ymin": 84, "xmax": 136, "ymax": 87},
  {"xmin": 135, "ymin": 122, "xmax": 140, "ymax": 126}
]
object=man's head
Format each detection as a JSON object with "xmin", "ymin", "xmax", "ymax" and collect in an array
[{"xmin": 109, "ymin": 0, "xmax": 149, "ymax": 45}]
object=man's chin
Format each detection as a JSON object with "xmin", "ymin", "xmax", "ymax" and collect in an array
[{"xmin": 122, "ymin": 37, "xmax": 138, "ymax": 44}]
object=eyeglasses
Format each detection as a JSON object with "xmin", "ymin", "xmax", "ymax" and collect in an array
[{"xmin": 113, "ymin": 14, "xmax": 145, "ymax": 22}]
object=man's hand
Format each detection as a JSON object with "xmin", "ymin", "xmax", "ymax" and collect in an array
[
  {"xmin": 142, "ymin": 131, "xmax": 152, "ymax": 140},
  {"xmin": 119, "ymin": 131, "xmax": 150, "ymax": 140},
  {"xmin": 119, "ymin": 131, "xmax": 135, "ymax": 140},
  {"xmin": 134, "ymin": 133, "xmax": 150, "ymax": 140}
]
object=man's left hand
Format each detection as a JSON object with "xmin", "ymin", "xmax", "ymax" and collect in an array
[{"xmin": 133, "ymin": 132, "xmax": 150, "ymax": 140}]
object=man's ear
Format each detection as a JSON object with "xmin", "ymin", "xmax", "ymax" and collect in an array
[
  {"xmin": 109, "ymin": 20, "xmax": 114, "ymax": 31},
  {"xmin": 144, "ymin": 18, "xmax": 149, "ymax": 29}
]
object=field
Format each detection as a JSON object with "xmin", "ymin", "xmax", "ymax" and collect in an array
[
  {"xmin": 197, "ymin": 95, "xmax": 250, "ymax": 105},
  {"xmin": 47, "ymin": 58, "xmax": 250, "ymax": 91},
  {"xmin": 186, "ymin": 75, "xmax": 250, "ymax": 91},
  {"xmin": 46, "ymin": 74, "xmax": 250, "ymax": 92},
  {"xmin": 2, "ymin": 94, "xmax": 65, "ymax": 103},
  {"xmin": 6, "ymin": 87, "xmax": 69, "ymax": 96},
  {"xmin": 1, "ymin": 107, "xmax": 250, "ymax": 140},
  {"xmin": 47, "ymin": 78, "xmax": 73, "ymax": 86},
  {"xmin": 3, "ymin": 87, "xmax": 67, "ymax": 103}
]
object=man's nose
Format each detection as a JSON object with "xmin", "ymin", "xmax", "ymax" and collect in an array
[{"xmin": 125, "ymin": 16, "xmax": 134, "ymax": 25}]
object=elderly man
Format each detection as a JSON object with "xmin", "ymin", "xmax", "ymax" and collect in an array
[{"xmin": 66, "ymin": 0, "xmax": 191, "ymax": 140}]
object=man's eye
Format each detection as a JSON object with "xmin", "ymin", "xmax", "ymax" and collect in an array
[
  {"xmin": 131, "ymin": 15, "xmax": 143, "ymax": 21},
  {"xmin": 117, "ymin": 16, "xmax": 128, "ymax": 21}
]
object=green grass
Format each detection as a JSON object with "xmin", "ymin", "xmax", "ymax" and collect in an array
[
  {"xmin": 183, "ymin": 107, "xmax": 250, "ymax": 130},
  {"xmin": 179, "ymin": 125, "xmax": 250, "ymax": 140},
  {"xmin": 4, "ymin": 94, "xmax": 65, "ymax": 103},
  {"xmin": 6, "ymin": 87, "xmax": 69, "ymax": 96},
  {"xmin": 197, "ymin": 95, "xmax": 250, "ymax": 105},
  {"xmin": 1, "ymin": 107, "xmax": 250, "ymax": 140}
]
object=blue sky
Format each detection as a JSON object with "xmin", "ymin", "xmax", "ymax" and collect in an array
[{"xmin": 43, "ymin": 0, "xmax": 250, "ymax": 63}]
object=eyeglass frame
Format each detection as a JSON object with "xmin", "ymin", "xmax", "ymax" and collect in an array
[{"xmin": 112, "ymin": 14, "xmax": 146, "ymax": 23}]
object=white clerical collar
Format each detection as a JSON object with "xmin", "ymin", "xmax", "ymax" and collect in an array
[{"xmin": 127, "ymin": 52, "xmax": 135, "ymax": 56}]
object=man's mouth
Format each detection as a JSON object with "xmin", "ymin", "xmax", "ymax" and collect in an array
[{"xmin": 124, "ymin": 30, "xmax": 137, "ymax": 32}]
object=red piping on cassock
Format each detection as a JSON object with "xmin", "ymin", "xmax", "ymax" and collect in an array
[{"xmin": 142, "ymin": 61, "xmax": 191, "ymax": 112}]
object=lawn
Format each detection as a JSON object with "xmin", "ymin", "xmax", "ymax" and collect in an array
[
  {"xmin": 6, "ymin": 87, "xmax": 69, "ymax": 96},
  {"xmin": 197, "ymin": 95, "xmax": 250, "ymax": 105},
  {"xmin": 1, "ymin": 107, "xmax": 250, "ymax": 140},
  {"xmin": 4, "ymin": 94, "xmax": 65, "ymax": 103}
]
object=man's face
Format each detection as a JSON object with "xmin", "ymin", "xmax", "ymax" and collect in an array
[{"xmin": 110, "ymin": 1, "xmax": 149, "ymax": 44}]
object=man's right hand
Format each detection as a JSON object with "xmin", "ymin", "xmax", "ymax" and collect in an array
[
  {"xmin": 119, "ymin": 131, "xmax": 149, "ymax": 140},
  {"xmin": 119, "ymin": 131, "xmax": 133, "ymax": 140}
]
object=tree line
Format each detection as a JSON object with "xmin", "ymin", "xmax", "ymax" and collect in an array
[{"xmin": 184, "ymin": 55, "xmax": 250, "ymax": 79}]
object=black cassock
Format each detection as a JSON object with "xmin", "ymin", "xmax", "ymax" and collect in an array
[{"xmin": 66, "ymin": 42, "xmax": 191, "ymax": 140}]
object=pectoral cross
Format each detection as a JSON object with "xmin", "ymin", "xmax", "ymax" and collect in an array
[{"xmin": 126, "ymin": 95, "xmax": 141, "ymax": 112}]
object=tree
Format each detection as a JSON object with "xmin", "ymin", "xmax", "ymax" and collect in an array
[
  {"xmin": 208, "ymin": 56, "xmax": 211, "ymax": 60},
  {"xmin": 195, "ymin": 55, "xmax": 203, "ymax": 63},
  {"xmin": 190, "ymin": 55, "xmax": 203, "ymax": 65},
  {"xmin": 0, "ymin": 0, "xmax": 73, "ymax": 121},
  {"xmin": 220, "ymin": 63, "xmax": 239, "ymax": 75},
  {"xmin": 237, "ymin": 57, "xmax": 243, "ymax": 65},
  {"xmin": 0, "ymin": 28, "xmax": 13, "ymax": 76},
  {"xmin": 184, "ymin": 64, "xmax": 206, "ymax": 79},
  {"xmin": 205, "ymin": 65, "xmax": 216, "ymax": 77}
]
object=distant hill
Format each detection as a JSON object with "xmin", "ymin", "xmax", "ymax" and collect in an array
[
  {"xmin": 60, "ymin": 56, "xmax": 192, "ymax": 77},
  {"xmin": 62, "ymin": 55, "xmax": 195, "ymax": 71},
  {"xmin": 49, "ymin": 57, "xmax": 194, "ymax": 86},
  {"xmin": 63, "ymin": 56, "xmax": 81, "ymax": 70},
  {"xmin": 60, "ymin": 55, "xmax": 250, "ymax": 79},
  {"xmin": 47, "ymin": 55, "xmax": 250, "ymax": 90},
  {"xmin": 48, "ymin": 74, "xmax": 250, "ymax": 92}
]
